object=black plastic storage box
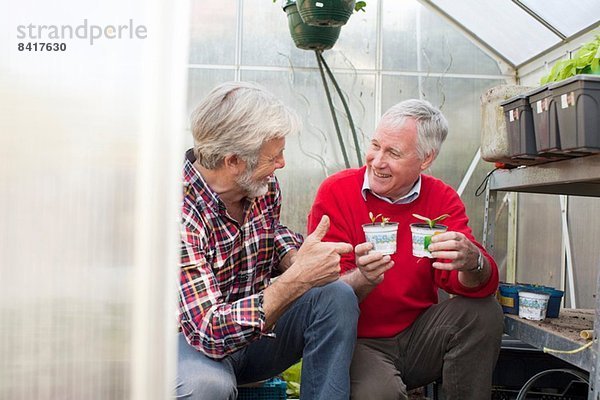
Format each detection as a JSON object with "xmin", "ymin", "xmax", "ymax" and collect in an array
[
  {"xmin": 527, "ymin": 85, "xmax": 567, "ymax": 156},
  {"xmin": 500, "ymin": 95, "xmax": 537, "ymax": 160},
  {"xmin": 549, "ymin": 74, "xmax": 600, "ymax": 154}
]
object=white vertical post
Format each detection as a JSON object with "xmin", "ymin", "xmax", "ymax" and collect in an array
[
  {"xmin": 559, "ymin": 195, "xmax": 576, "ymax": 308},
  {"xmin": 131, "ymin": 0, "xmax": 189, "ymax": 399}
]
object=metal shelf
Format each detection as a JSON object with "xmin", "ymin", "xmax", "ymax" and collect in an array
[
  {"xmin": 504, "ymin": 309, "xmax": 594, "ymax": 371},
  {"xmin": 489, "ymin": 154, "xmax": 600, "ymax": 197},
  {"xmin": 483, "ymin": 152, "xmax": 600, "ymax": 398}
]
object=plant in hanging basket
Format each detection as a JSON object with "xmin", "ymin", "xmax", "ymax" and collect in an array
[
  {"xmin": 410, "ymin": 213, "xmax": 450, "ymax": 258},
  {"xmin": 281, "ymin": 0, "xmax": 342, "ymax": 51},
  {"xmin": 295, "ymin": 0, "xmax": 366, "ymax": 27}
]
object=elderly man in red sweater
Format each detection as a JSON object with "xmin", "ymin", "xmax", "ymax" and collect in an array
[{"xmin": 307, "ymin": 99, "xmax": 503, "ymax": 400}]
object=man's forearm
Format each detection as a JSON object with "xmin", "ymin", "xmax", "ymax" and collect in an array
[
  {"xmin": 262, "ymin": 266, "xmax": 310, "ymax": 329},
  {"xmin": 341, "ymin": 268, "xmax": 377, "ymax": 302},
  {"xmin": 277, "ymin": 249, "xmax": 297, "ymax": 272}
]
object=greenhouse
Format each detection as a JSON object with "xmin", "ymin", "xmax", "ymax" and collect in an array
[{"xmin": 1, "ymin": 0, "xmax": 600, "ymax": 399}]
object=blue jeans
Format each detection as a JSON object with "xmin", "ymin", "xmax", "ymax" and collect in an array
[{"xmin": 176, "ymin": 280, "xmax": 360, "ymax": 400}]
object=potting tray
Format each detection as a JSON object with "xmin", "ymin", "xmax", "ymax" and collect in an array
[{"xmin": 549, "ymin": 74, "xmax": 600, "ymax": 154}]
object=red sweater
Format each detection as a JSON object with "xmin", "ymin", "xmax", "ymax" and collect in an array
[{"xmin": 307, "ymin": 167, "xmax": 499, "ymax": 338}]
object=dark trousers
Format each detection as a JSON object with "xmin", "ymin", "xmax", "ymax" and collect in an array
[{"xmin": 350, "ymin": 295, "xmax": 504, "ymax": 400}]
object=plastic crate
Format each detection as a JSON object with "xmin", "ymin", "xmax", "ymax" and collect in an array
[
  {"xmin": 237, "ymin": 377, "xmax": 287, "ymax": 400},
  {"xmin": 528, "ymin": 85, "xmax": 564, "ymax": 156},
  {"xmin": 550, "ymin": 74, "xmax": 600, "ymax": 155},
  {"xmin": 500, "ymin": 94, "xmax": 537, "ymax": 160}
]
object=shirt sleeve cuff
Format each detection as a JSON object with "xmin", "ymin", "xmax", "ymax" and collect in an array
[
  {"xmin": 232, "ymin": 292, "xmax": 276, "ymax": 338},
  {"xmin": 274, "ymin": 229, "xmax": 303, "ymax": 260}
]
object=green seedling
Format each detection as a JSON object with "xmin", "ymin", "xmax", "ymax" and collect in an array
[
  {"xmin": 412, "ymin": 213, "xmax": 450, "ymax": 229},
  {"xmin": 369, "ymin": 211, "xmax": 391, "ymax": 226}
]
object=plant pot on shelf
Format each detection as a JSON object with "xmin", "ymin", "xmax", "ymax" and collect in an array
[
  {"xmin": 410, "ymin": 223, "xmax": 447, "ymax": 258},
  {"xmin": 362, "ymin": 222, "xmax": 399, "ymax": 255},
  {"xmin": 296, "ymin": 0, "xmax": 355, "ymax": 27},
  {"xmin": 283, "ymin": 1, "xmax": 341, "ymax": 51}
]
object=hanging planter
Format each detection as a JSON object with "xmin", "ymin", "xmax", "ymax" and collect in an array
[
  {"xmin": 296, "ymin": 0, "xmax": 359, "ymax": 27},
  {"xmin": 284, "ymin": 1, "xmax": 341, "ymax": 51}
]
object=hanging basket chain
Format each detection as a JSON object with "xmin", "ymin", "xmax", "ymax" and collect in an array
[
  {"xmin": 315, "ymin": 50, "xmax": 350, "ymax": 169},
  {"xmin": 317, "ymin": 51, "xmax": 362, "ymax": 167}
]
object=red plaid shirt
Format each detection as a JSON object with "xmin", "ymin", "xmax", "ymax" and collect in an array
[{"xmin": 179, "ymin": 150, "xmax": 303, "ymax": 359}]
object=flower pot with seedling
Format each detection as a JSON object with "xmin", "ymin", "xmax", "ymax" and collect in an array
[
  {"xmin": 410, "ymin": 213, "xmax": 450, "ymax": 258},
  {"xmin": 362, "ymin": 212, "xmax": 398, "ymax": 255}
]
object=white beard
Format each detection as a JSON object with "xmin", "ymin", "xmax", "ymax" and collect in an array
[{"xmin": 236, "ymin": 168, "xmax": 269, "ymax": 198}]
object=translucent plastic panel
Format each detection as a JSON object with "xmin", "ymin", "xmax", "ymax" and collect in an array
[
  {"xmin": 1, "ymin": 0, "xmax": 185, "ymax": 398},
  {"xmin": 187, "ymin": 68, "xmax": 236, "ymax": 116},
  {"xmin": 383, "ymin": 0, "xmax": 502, "ymax": 74},
  {"xmin": 564, "ymin": 197, "xmax": 600, "ymax": 308},
  {"xmin": 516, "ymin": 194, "xmax": 562, "ymax": 293},
  {"xmin": 189, "ymin": 0, "xmax": 237, "ymax": 65},
  {"xmin": 241, "ymin": 69, "xmax": 376, "ymax": 234},
  {"xmin": 419, "ymin": 5, "xmax": 502, "ymax": 75},
  {"xmin": 382, "ymin": 0, "xmax": 419, "ymax": 71},
  {"xmin": 242, "ymin": 1, "xmax": 302, "ymax": 67},
  {"xmin": 1, "ymin": 37, "xmax": 138, "ymax": 400},
  {"xmin": 380, "ymin": 75, "xmax": 421, "ymax": 109},
  {"xmin": 429, "ymin": 0, "xmax": 559, "ymax": 66},
  {"xmin": 331, "ymin": 0, "xmax": 379, "ymax": 70},
  {"xmin": 521, "ymin": 0, "xmax": 600, "ymax": 37}
]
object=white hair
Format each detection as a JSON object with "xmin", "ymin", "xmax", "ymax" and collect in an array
[
  {"xmin": 191, "ymin": 81, "xmax": 301, "ymax": 169},
  {"xmin": 379, "ymin": 99, "xmax": 448, "ymax": 160}
]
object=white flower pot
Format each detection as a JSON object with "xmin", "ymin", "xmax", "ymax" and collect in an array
[
  {"xmin": 410, "ymin": 223, "xmax": 448, "ymax": 258},
  {"xmin": 518, "ymin": 291, "xmax": 550, "ymax": 321},
  {"xmin": 362, "ymin": 222, "xmax": 399, "ymax": 255}
]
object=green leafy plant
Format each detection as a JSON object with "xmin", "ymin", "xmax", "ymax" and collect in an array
[
  {"xmin": 354, "ymin": 1, "xmax": 367, "ymax": 12},
  {"xmin": 412, "ymin": 213, "xmax": 450, "ymax": 229},
  {"xmin": 540, "ymin": 34, "xmax": 600, "ymax": 85},
  {"xmin": 369, "ymin": 211, "xmax": 391, "ymax": 226},
  {"xmin": 281, "ymin": 361, "xmax": 302, "ymax": 398}
]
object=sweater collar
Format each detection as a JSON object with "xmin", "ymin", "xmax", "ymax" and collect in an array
[{"xmin": 361, "ymin": 168, "xmax": 421, "ymax": 204}]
